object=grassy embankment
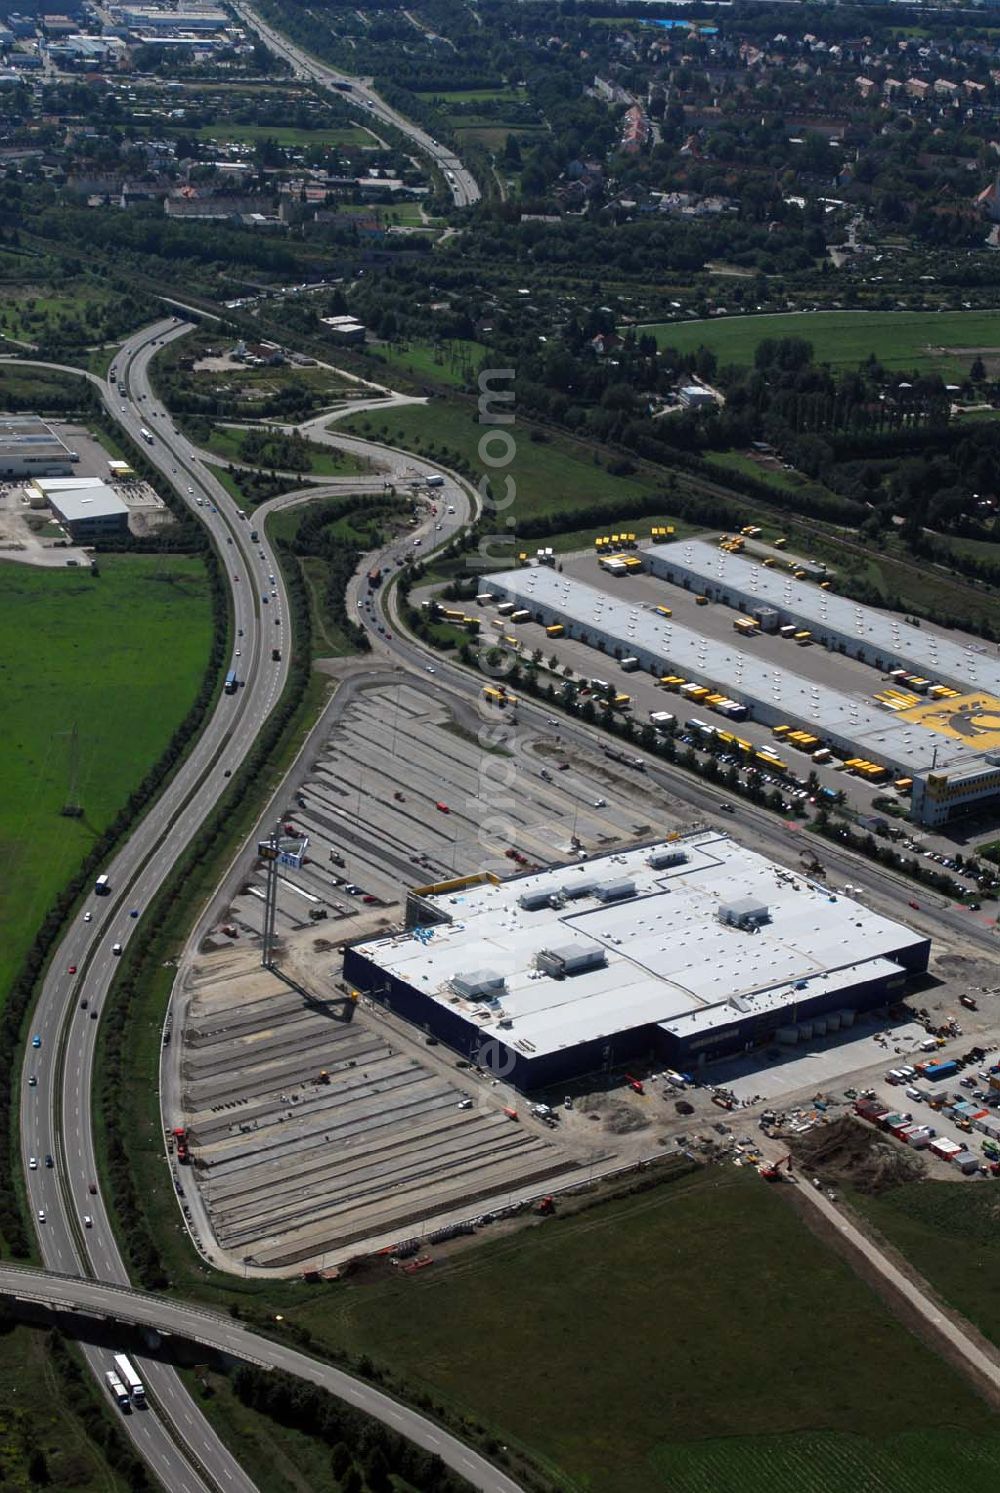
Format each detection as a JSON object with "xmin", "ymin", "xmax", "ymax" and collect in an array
[{"xmin": 0, "ymin": 557, "xmax": 213, "ymax": 999}]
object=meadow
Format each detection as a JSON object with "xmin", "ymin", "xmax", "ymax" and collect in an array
[
  {"xmin": 0, "ymin": 555, "xmax": 212, "ymax": 996},
  {"xmin": 339, "ymin": 399, "xmax": 667, "ymax": 524},
  {"xmin": 278, "ymin": 1169, "xmax": 1000, "ymax": 1493},
  {"xmin": 850, "ymin": 1180, "xmax": 1000, "ymax": 1348},
  {"xmin": 640, "ymin": 308, "xmax": 1000, "ymax": 376}
]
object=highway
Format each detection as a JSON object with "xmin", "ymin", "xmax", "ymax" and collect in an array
[
  {"xmin": 0, "ymin": 1262, "xmax": 526, "ymax": 1493},
  {"xmin": 232, "ymin": 1, "xmax": 481, "ymax": 207},
  {"xmin": 11, "ymin": 328, "xmax": 524, "ymax": 1493},
  {"xmin": 18, "ymin": 319, "xmax": 288, "ymax": 1493}
]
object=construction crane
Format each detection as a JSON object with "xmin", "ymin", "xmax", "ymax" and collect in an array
[{"xmin": 758, "ymin": 1154, "xmax": 794, "ymax": 1181}]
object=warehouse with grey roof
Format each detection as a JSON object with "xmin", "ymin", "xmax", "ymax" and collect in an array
[
  {"xmin": 486, "ymin": 564, "xmax": 1000, "ymax": 828},
  {"xmin": 344, "ymin": 835, "xmax": 929, "ymax": 1089}
]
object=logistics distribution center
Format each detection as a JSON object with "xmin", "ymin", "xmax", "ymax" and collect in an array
[
  {"xmin": 344, "ymin": 835, "xmax": 930, "ymax": 1090},
  {"xmin": 488, "ymin": 561, "xmax": 1000, "ymax": 827}
]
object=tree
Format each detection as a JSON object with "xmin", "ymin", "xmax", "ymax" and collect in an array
[
  {"xmin": 28, "ymin": 1448, "xmax": 50, "ymax": 1486},
  {"xmin": 970, "ymin": 355, "xmax": 986, "ymax": 383},
  {"xmin": 340, "ymin": 1468, "xmax": 363, "ymax": 1493},
  {"xmin": 363, "ymin": 1446, "xmax": 392, "ymax": 1492},
  {"xmin": 331, "ymin": 1443, "xmax": 352, "ymax": 1479}
]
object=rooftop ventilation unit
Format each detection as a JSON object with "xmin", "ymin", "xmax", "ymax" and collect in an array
[
  {"xmin": 563, "ymin": 879, "xmax": 600, "ymax": 901},
  {"xmin": 594, "ymin": 879, "xmax": 636, "ymax": 904},
  {"xmin": 536, "ymin": 943, "xmax": 607, "ymax": 979},
  {"xmin": 718, "ymin": 896, "xmax": 770, "ymax": 931},
  {"xmin": 451, "ymin": 970, "xmax": 507, "ymax": 1000},
  {"xmin": 518, "ymin": 886, "xmax": 559, "ymax": 911},
  {"xmin": 648, "ymin": 847, "xmax": 688, "ymax": 870}
]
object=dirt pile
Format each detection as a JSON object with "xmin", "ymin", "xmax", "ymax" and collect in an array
[{"xmin": 792, "ymin": 1117, "xmax": 925, "ymax": 1194}]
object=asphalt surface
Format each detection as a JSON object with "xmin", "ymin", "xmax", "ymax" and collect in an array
[{"xmin": 233, "ymin": 0, "xmax": 481, "ymax": 207}]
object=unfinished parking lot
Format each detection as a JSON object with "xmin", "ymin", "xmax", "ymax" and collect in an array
[{"xmin": 178, "ymin": 950, "xmax": 582, "ymax": 1269}]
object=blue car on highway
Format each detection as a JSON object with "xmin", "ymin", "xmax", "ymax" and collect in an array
[{"xmin": 32, "ymin": 1035, "xmax": 41, "ymax": 1048}]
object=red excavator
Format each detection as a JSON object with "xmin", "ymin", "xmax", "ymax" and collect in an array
[{"xmin": 758, "ymin": 1154, "xmax": 794, "ymax": 1182}]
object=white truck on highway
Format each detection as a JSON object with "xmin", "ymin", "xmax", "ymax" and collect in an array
[
  {"xmin": 105, "ymin": 1369, "xmax": 130, "ymax": 1410},
  {"xmin": 113, "ymin": 1353, "xmax": 147, "ymax": 1406}
]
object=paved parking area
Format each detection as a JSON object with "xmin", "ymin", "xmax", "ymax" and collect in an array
[{"xmin": 221, "ymin": 681, "xmax": 695, "ymax": 952}]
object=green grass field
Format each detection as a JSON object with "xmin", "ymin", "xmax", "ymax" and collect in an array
[
  {"xmin": 339, "ymin": 399, "xmax": 666, "ymax": 524},
  {"xmin": 195, "ymin": 422, "xmax": 374, "ymax": 477},
  {"xmin": 850, "ymin": 1180, "xmax": 1000, "ymax": 1349},
  {"xmin": 192, "ymin": 123, "xmax": 372, "ymax": 147},
  {"xmin": 275, "ymin": 1169, "xmax": 1000, "ymax": 1492},
  {"xmin": 418, "ymin": 87, "xmax": 528, "ymax": 103},
  {"xmin": 368, "ymin": 338, "xmax": 489, "ymax": 390},
  {"xmin": 0, "ymin": 556, "xmax": 212, "ymax": 997},
  {"xmin": 640, "ymin": 309, "xmax": 1000, "ymax": 376}
]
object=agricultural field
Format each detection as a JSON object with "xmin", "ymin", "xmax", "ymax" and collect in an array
[
  {"xmin": 278, "ymin": 1169, "xmax": 1000, "ymax": 1493},
  {"xmin": 339, "ymin": 397, "xmax": 668, "ymax": 525},
  {"xmin": 0, "ymin": 556, "xmax": 213, "ymax": 998},
  {"xmin": 850, "ymin": 1180, "xmax": 1000, "ymax": 1349},
  {"xmin": 640, "ymin": 309, "xmax": 1000, "ymax": 377}
]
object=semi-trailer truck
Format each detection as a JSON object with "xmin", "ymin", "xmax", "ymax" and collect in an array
[
  {"xmin": 106, "ymin": 1370, "xmax": 130, "ymax": 1410},
  {"xmin": 112, "ymin": 1354, "xmax": 146, "ymax": 1407}
]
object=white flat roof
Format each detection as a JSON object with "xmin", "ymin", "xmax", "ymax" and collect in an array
[
  {"xmin": 355, "ymin": 834, "xmax": 926, "ymax": 1059},
  {"xmin": 49, "ymin": 483, "xmax": 128, "ymax": 521},
  {"xmin": 489, "ymin": 566, "xmax": 982, "ymax": 776},
  {"xmin": 34, "ymin": 477, "xmax": 104, "ymax": 492},
  {"xmin": 651, "ymin": 538, "xmax": 1000, "ymax": 696}
]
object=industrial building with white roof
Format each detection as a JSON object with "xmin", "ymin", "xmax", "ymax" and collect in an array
[
  {"xmin": 343, "ymin": 834, "xmax": 929, "ymax": 1090},
  {"xmin": 486, "ymin": 564, "xmax": 1000, "ymax": 828}
]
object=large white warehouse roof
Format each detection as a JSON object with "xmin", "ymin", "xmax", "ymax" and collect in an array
[{"xmin": 355, "ymin": 835, "xmax": 927, "ymax": 1059}]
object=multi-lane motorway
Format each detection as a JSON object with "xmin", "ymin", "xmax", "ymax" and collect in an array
[
  {"xmin": 233, "ymin": 1, "xmax": 481, "ymax": 207},
  {"xmin": 12, "ymin": 324, "xmax": 526, "ymax": 1493},
  {"xmin": 0, "ymin": 1262, "xmax": 527, "ymax": 1493},
  {"xmin": 19, "ymin": 318, "xmax": 289, "ymax": 1493}
]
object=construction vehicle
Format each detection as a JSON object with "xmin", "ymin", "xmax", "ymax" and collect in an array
[
  {"xmin": 758, "ymin": 1154, "xmax": 794, "ymax": 1181},
  {"xmin": 317, "ymin": 1070, "xmax": 330, "ymax": 1085},
  {"xmin": 172, "ymin": 1126, "xmax": 190, "ymax": 1164},
  {"xmin": 535, "ymin": 1195, "xmax": 556, "ymax": 1216},
  {"xmin": 626, "ymin": 1074, "xmax": 645, "ymax": 1095}
]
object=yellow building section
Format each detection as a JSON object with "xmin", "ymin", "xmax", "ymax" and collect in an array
[{"xmin": 900, "ymin": 692, "xmax": 1000, "ymax": 752}]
